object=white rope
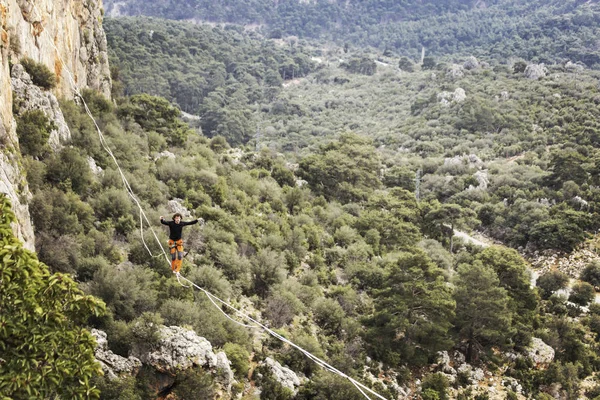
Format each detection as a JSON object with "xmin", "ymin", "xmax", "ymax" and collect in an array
[
  {"xmin": 176, "ymin": 274, "xmax": 388, "ymax": 400},
  {"xmin": 30, "ymin": 2, "xmax": 172, "ymax": 266},
  {"xmin": 29, "ymin": 4, "xmax": 389, "ymax": 399}
]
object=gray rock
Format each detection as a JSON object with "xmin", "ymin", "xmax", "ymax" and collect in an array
[
  {"xmin": 447, "ymin": 64, "xmax": 465, "ymax": 78},
  {"xmin": 435, "ymin": 351, "xmax": 456, "ymax": 375},
  {"xmin": 565, "ymin": 61, "xmax": 584, "ymax": 73},
  {"xmin": 166, "ymin": 199, "xmax": 192, "ymax": 218},
  {"xmin": 463, "ymin": 56, "xmax": 480, "ymax": 70},
  {"xmin": 526, "ymin": 337, "xmax": 554, "ymax": 366},
  {"xmin": 472, "ymin": 170, "xmax": 489, "ymax": 190},
  {"xmin": 91, "ymin": 329, "xmax": 142, "ymax": 380},
  {"xmin": 262, "ymin": 357, "xmax": 302, "ymax": 393},
  {"xmin": 437, "ymin": 88, "xmax": 466, "ymax": 106},
  {"xmin": 88, "ymin": 156, "xmax": 103, "ymax": 175},
  {"xmin": 11, "ymin": 64, "xmax": 71, "ymax": 150},
  {"xmin": 524, "ymin": 64, "xmax": 548, "ymax": 80}
]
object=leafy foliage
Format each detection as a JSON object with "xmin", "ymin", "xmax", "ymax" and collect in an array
[
  {"xmin": 0, "ymin": 195, "xmax": 106, "ymax": 399},
  {"xmin": 20, "ymin": 57, "xmax": 57, "ymax": 89}
]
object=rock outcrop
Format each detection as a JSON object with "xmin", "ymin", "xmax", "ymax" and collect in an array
[
  {"xmin": 438, "ymin": 88, "xmax": 466, "ymax": 106},
  {"xmin": 524, "ymin": 63, "xmax": 548, "ymax": 80},
  {"xmin": 11, "ymin": 63, "xmax": 71, "ymax": 148},
  {"xmin": 525, "ymin": 337, "xmax": 554, "ymax": 367},
  {"xmin": 91, "ymin": 329, "xmax": 142, "ymax": 380},
  {"xmin": 261, "ymin": 357, "xmax": 302, "ymax": 393},
  {"xmin": 132, "ymin": 326, "xmax": 235, "ymax": 392},
  {"xmin": 0, "ymin": 0, "xmax": 111, "ymax": 247}
]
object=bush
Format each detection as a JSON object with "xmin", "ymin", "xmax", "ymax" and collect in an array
[
  {"xmin": 21, "ymin": 57, "xmax": 57, "ymax": 89},
  {"xmin": 569, "ymin": 282, "xmax": 595, "ymax": 306},
  {"xmin": 537, "ymin": 270, "xmax": 570, "ymax": 299},
  {"xmin": 581, "ymin": 261, "xmax": 600, "ymax": 287},
  {"xmin": 422, "ymin": 373, "xmax": 449, "ymax": 400},
  {"xmin": 16, "ymin": 110, "xmax": 55, "ymax": 157},
  {"xmin": 172, "ymin": 368, "xmax": 214, "ymax": 400},
  {"xmin": 222, "ymin": 343, "xmax": 250, "ymax": 378}
]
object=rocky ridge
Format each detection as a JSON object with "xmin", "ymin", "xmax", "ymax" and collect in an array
[{"xmin": 0, "ymin": 0, "xmax": 111, "ymax": 247}]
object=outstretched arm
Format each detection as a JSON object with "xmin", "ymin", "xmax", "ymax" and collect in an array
[
  {"xmin": 182, "ymin": 219, "xmax": 199, "ymax": 226},
  {"xmin": 160, "ymin": 216, "xmax": 169, "ymax": 225}
]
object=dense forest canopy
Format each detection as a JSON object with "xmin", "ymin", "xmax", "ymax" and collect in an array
[{"xmin": 104, "ymin": 0, "xmax": 600, "ymax": 66}]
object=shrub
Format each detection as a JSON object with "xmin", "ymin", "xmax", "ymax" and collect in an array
[
  {"xmin": 21, "ymin": 57, "xmax": 57, "ymax": 89},
  {"xmin": 581, "ymin": 261, "xmax": 600, "ymax": 287},
  {"xmin": 422, "ymin": 373, "xmax": 449, "ymax": 400},
  {"xmin": 16, "ymin": 110, "xmax": 55, "ymax": 157},
  {"xmin": 537, "ymin": 270, "xmax": 570, "ymax": 299},
  {"xmin": 569, "ymin": 282, "xmax": 595, "ymax": 306},
  {"xmin": 222, "ymin": 343, "xmax": 250, "ymax": 378},
  {"xmin": 172, "ymin": 368, "xmax": 215, "ymax": 400}
]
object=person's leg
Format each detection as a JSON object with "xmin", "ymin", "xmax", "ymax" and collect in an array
[
  {"xmin": 174, "ymin": 240, "xmax": 184, "ymax": 273},
  {"xmin": 169, "ymin": 240, "xmax": 177, "ymax": 271}
]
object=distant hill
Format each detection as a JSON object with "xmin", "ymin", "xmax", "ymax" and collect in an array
[{"xmin": 103, "ymin": 0, "xmax": 600, "ymax": 66}]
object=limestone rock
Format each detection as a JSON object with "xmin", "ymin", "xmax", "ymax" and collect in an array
[
  {"xmin": 470, "ymin": 170, "xmax": 489, "ymax": 190},
  {"xmin": 154, "ymin": 150, "xmax": 176, "ymax": 160},
  {"xmin": 91, "ymin": 329, "xmax": 142, "ymax": 380},
  {"xmin": 88, "ymin": 156, "xmax": 103, "ymax": 175},
  {"xmin": 524, "ymin": 64, "xmax": 548, "ymax": 80},
  {"xmin": 463, "ymin": 56, "xmax": 480, "ymax": 70},
  {"xmin": 565, "ymin": 61, "xmax": 584, "ymax": 73},
  {"xmin": 526, "ymin": 337, "xmax": 554, "ymax": 366},
  {"xmin": 11, "ymin": 64, "xmax": 71, "ymax": 149},
  {"xmin": 166, "ymin": 198, "xmax": 192, "ymax": 219},
  {"xmin": 132, "ymin": 326, "xmax": 234, "ymax": 390},
  {"xmin": 262, "ymin": 357, "xmax": 302, "ymax": 393},
  {"xmin": 437, "ymin": 88, "xmax": 466, "ymax": 106},
  {"xmin": 447, "ymin": 64, "xmax": 465, "ymax": 78},
  {"xmin": 1, "ymin": 0, "xmax": 112, "ymax": 247}
]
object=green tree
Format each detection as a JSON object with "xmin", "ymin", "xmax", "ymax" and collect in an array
[
  {"xmin": 453, "ymin": 261, "xmax": 513, "ymax": 361},
  {"xmin": 365, "ymin": 250, "xmax": 455, "ymax": 366},
  {"xmin": 476, "ymin": 246, "xmax": 537, "ymax": 347},
  {"xmin": 398, "ymin": 57, "xmax": 414, "ymax": 72},
  {"xmin": 297, "ymin": 133, "xmax": 382, "ymax": 203},
  {"xmin": 581, "ymin": 261, "xmax": 600, "ymax": 287},
  {"xmin": 422, "ymin": 56, "xmax": 436, "ymax": 70},
  {"xmin": 569, "ymin": 282, "xmax": 595, "ymax": 306},
  {"xmin": 16, "ymin": 110, "xmax": 56, "ymax": 157},
  {"xmin": 537, "ymin": 270, "xmax": 570, "ymax": 299},
  {"xmin": 0, "ymin": 195, "xmax": 106, "ymax": 399}
]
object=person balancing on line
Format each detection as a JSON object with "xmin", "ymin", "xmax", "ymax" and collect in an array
[{"xmin": 160, "ymin": 213, "xmax": 198, "ymax": 273}]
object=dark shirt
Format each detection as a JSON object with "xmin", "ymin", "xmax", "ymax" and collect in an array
[{"xmin": 161, "ymin": 219, "xmax": 198, "ymax": 241}]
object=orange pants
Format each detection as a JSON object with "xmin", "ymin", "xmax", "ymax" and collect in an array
[{"xmin": 168, "ymin": 239, "xmax": 184, "ymax": 272}]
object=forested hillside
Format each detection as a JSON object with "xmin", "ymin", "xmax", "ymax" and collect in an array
[
  {"xmin": 105, "ymin": 16, "xmax": 600, "ymax": 255},
  {"xmin": 9, "ymin": 0, "xmax": 600, "ymax": 399},
  {"xmin": 104, "ymin": 0, "xmax": 600, "ymax": 66},
  {"xmin": 16, "ymin": 83, "xmax": 599, "ymax": 399}
]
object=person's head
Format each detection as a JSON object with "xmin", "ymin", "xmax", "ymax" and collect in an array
[{"xmin": 172, "ymin": 213, "xmax": 182, "ymax": 223}]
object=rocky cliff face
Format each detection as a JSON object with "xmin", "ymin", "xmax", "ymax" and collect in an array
[{"xmin": 0, "ymin": 0, "xmax": 111, "ymax": 248}]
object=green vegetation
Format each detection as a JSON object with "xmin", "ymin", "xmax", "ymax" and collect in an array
[
  {"xmin": 16, "ymin": 109, "xmax": 55, "ymax": 157},
  {"xmin": 20, "ymin": 57, "xmax": 57, "ymax": 90},
  {"xmin": 12, "ymin": 2, "xmax": 600, "ymax": 397},
  {"xmin": 0, "ymin": 195, "xmax": 106, "ymax": 399},
  {"xmin": 104, "ymin": 0, "xmax": 600, "ymax": 67}
]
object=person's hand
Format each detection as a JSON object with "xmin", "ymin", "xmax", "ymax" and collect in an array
[{"xmin": 160, "ymin": 216, "xmax": 164, "ymax": 220}]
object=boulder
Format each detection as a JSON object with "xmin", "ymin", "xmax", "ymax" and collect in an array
[
  {"xmin": 463, "ymin": 56, "xmax": 480, "ymax": 70},
  {"xmin": 524, "ymin": 64, "xmax": 548, "ymax": 80},
  {"xmin": 91, "ymin": 329, "xmax": 142, "ymax": 380},
  {"xmin": 262, "ymin": 357, "xmax": 302, "ymax": 393},
  {"xmin": 526, "ymin": 337, "xmax": 554, "ymax": 366}
]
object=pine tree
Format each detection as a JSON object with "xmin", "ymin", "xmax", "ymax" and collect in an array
[{"xmin": 453, "ymin": 261, "xmax": 513, "ymax": 362}]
